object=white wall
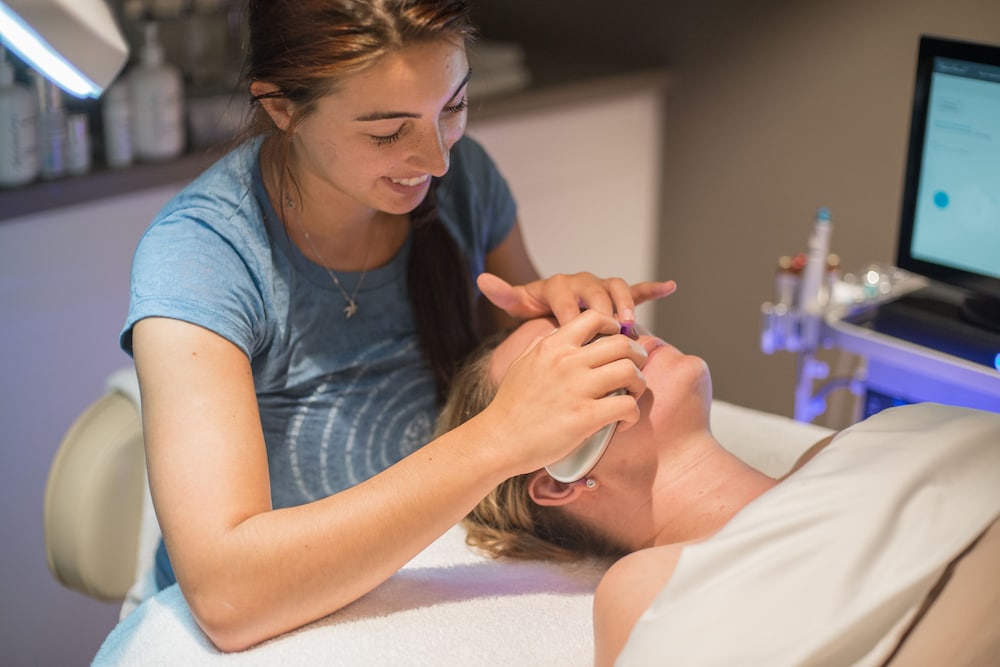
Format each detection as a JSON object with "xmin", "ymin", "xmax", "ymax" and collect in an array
[
  {"xmin": 468, "ymin": 85, "xmax": 665, "ymax": 330},
  {"xmin": 0, "ymin": 184, "xmax": 184, "ymax": 665},
  {"xmin": 653, "ymin": 0, "xmax": 1000, "ymax": 423}
]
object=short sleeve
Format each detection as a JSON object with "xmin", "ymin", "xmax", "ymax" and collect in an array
[{"xmin": 120, "ymin": 211, "xmax": 265, "ymax": 358}]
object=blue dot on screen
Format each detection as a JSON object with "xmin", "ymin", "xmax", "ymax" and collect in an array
[
  {"xmin": 995, "ymin": 352, "xmax": 1000, "ymax": 372},
  {"xmin": 933, "ymin": 191, "xmax": 950, "ymax": 209}
]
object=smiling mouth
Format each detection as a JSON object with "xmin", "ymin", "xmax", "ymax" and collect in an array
[{"xmin": 389, "ymin": 174, "xmax": 430, "ymax": 187}]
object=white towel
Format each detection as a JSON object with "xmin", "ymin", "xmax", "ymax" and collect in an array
[
  {"xmin": 93, "ymin": 525, "xmax": 606, "ymax": 666},
  {"xmin": 105, "ymin": 365, "xmax": 141, "ymax": 417}
]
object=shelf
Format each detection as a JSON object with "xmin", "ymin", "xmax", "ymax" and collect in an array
[
  {"xmin": 0, "ymin": 148, "xmax": 223, "ymax": 222},
  {"xmin": 0, "ymin": 67, "xmax": 669, "ymax": 224}
]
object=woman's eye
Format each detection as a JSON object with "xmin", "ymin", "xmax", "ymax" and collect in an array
[
  {"xmin": 371, "ymin": 130, "xmax": 402, "ymax": 147},
  {"xmin": 369, "ymin": 99, "xmax": 466, "ymax": 146},
  {"xmin": 444, "ymin": 97, "xmax": 468, "ymax": 114}
]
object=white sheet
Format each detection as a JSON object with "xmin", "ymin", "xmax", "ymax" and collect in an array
[
  {"xmin": 619, "ymin": 403, "xmax": 1000, "ymax": 667},
  {"xmin": 94, "ymin": 525, "xmax": 607, "ymax": 666},
  {"xmin": 92, "ymin": 400, "xmax": 831, "ymax": 666}
]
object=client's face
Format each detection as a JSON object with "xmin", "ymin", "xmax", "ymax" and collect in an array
[{"xmin": 488, "ymin": 318, "xmax": 714, "ymax": 484}]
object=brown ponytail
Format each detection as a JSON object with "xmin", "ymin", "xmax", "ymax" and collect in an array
[{"xmin": 408, "ymin": 180, "xmax": 479, "ymax": 404}]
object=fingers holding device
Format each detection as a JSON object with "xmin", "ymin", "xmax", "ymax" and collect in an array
[
  {"xmin": 485, "ymin": 311, "xmax": 646, "ymax": 476},
  {"xmin": 544, "ymin": 323, "xmax": 640, "ymax": 483}
]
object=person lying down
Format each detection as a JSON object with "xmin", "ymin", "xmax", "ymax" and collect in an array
[{"xmin": 435, "ymin": 317, "xmax": 1000, "ymax": 667}]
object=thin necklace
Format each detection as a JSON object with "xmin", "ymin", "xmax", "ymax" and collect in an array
[{"xmin": 286, "ymin": 195, "xmax": 373, "ymax": 319}]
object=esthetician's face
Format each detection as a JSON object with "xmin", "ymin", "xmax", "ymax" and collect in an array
[
  {"xmin": 489, "ymin": 318, "xmax": 715, "ymax": 479},
  {"xmin": 288, "ymin": 39, "xmax": 470, "ymax": 215}
]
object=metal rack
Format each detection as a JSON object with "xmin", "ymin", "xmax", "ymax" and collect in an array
[
  {"xmin": 761, "ymin": 266, "xmax": 923, "ymax": 423},
  {"xmin": 762, "ymin": 267, "xmax": 1000, "ymax": 422}
]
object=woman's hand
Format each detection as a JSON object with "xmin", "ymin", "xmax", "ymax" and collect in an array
[
  {"xmin": 477, "ymin": 310, "xmax": 649, "ymax": 476},
  {"xmin": 477, "ymin": 272, "xmax": 677, "ymax": 326}
]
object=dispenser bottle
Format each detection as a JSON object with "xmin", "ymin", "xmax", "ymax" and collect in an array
[
  {"xmin": 102, "ymin": 79, "xmax": 134, "ymax": 168},
  {"xmin": 33, "ymin": 71, "xmax": 67, "ymax": 180},
  {"xmin": 129, "ymin": 21, "xmax": 185, "ymax": 161},
  {"xmin": 0, "ymin": 50, "xmax": 39, "ymax": 187},
  {"xmin": 798, "ymin": 207, "xmax": 833, "ymax": 315},
  {"xmin": 65, "ymin": 113, "xmax": 92, "ymax": 175}
]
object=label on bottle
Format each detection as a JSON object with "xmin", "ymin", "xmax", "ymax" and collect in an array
[
  {"xmin": 66, "ymin": 113, "xmax": 91, "ymax": 175},
  {"xmin": 38, "ymin": 109, "xmax": 68, "ymax": 179},
  {"xmin": 132, "ymin": 70, "xmax": 186, "ymax": 161},
  {"xmin": 0, "ymin": 89, "xmax": 39, "ymax": 187},
  {"xmin": 103, "ymin": 82, "xmax": 134, "ymax": 168}
]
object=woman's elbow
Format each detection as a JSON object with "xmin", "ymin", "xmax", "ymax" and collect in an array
[
  {"xmin": 185, "ymin": 577, "xmax": 347, "ymax": 653},
  {"xmin": 185, "ymin": 583, "xmax": 271, "ymax": 653}
]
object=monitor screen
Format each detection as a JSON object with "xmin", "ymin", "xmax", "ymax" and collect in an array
[{"xmin": 896, "ymin": 35, "xmax": 1000, "ymax": 327}]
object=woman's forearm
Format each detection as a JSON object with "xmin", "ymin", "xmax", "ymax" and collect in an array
[{"xmin": 181, "ymin": 416, "xmax": 513, "ymax": 651}]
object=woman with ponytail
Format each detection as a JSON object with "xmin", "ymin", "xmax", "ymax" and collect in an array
[{"xmin": 121, "ymin": 0, "xmax": 674, "ymax": 651}]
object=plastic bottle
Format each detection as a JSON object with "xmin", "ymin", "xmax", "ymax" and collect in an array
[
  {"xmin": 824, "ymin": 253, "xmax": 841, "ymax": 307},
  {"xmin": 129, "ymin": 21, "xmax": 186, "ymax": 161},
  {"xmin": 774, "ymin": 255, "xmax": 799, "ymax": 309},
  {"xmin": 33, "ymin": 71, "xmax": 67, "ymax": 180},
  {"xmin": 102, "ymin": 80, "xmax": 134, "ymax": 168},
  {"xmin": 798, "ymin": 207, "xmax": 833, "ymax": 315},
  {"xmin": 0, "ymin": 49, "xmax": 39, "ymax": 187},
  {"xmin": 65, "ymin": 113, "xmax": 92, "ymax": 175}
]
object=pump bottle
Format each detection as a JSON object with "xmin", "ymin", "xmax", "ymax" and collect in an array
[
  {"xmin": 0, "ymin": 50, "xmax": 39, "ymax": 187},
  {"xmin": 102, "ymin": 80, "xmax": 134, "ymax": 168},
  {"xmin": 33, "ymin": 71, "xmax": 67, "ymax": 180},
  {"xmin": 129, "ymin": 21, "xmax": 185, "ymax": 161},
  {"xmin": 799, "ymin": 207, "xmax": 833, "ymax": 315}
]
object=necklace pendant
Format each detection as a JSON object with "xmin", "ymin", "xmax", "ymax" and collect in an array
[{"xmin": 343, "ymin": 299, "xmax": 358, "ymax": 319}]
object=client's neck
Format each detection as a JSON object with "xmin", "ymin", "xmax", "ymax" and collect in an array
[{"xmin": 647, "ymin": 434, "xmax": 777, "ymax": 548}]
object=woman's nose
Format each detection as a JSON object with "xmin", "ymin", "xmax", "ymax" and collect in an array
[{"xmin": 410, "ymin": 124, "xmax": 450, "ymax": 177}]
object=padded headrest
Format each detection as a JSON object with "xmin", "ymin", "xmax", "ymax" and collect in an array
[{"xmin": 44, "ymin": 391, "xmax": 145, "ymax": 601}]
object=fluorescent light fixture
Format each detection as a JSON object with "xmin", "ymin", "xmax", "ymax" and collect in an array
[{"xmin": 0, "ymin": 0, "xmax": 128, "ymax": 98}]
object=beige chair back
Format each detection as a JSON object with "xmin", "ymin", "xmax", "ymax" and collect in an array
[{"xmin": 44, "ymin": 391, "xmax": 145, "ymax": 601}]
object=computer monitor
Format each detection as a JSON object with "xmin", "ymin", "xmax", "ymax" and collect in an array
[{"xmin": 895, "ymin": 35, "xmax": 1000, "ymax": 332}]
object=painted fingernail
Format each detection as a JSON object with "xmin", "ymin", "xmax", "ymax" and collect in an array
[{"xmin": 620, "ymin": 322, "xmax": 638, "ymax": 340}]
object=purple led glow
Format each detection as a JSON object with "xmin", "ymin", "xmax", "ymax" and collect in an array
[{"xmin": 620, "ymin": 322, "xmax": 638, "ymax": 340}]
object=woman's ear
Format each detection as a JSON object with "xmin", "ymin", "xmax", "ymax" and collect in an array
[
  {"xmin": 528, "ymin": 470, "xmax": 587, "ymax": 507},
  {"xmin": 250, "ymin": 81, "xmax": 295, "ymax": 132}
]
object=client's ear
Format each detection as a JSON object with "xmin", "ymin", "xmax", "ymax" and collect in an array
[{"xmin": 528, "ymin": 471, "xmax": 586, "ymax": 507}]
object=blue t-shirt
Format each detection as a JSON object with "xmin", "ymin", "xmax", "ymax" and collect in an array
[{"xmin": 122, "ymin": 136, "xmax": 516, "ymax": 512}]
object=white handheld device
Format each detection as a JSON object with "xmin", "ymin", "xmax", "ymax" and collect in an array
[{"xmin": 543, "ymin": 389, "xmax": 625, "ymax": 483}]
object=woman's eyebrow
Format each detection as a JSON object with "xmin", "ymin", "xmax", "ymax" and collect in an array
[
  {"xmin": 353, "ymin": 68, "xmax": 472, "ymax": 122},
  {"xmin": 451, "ymin": 68, "xmax": 473, "ymax": 100}
]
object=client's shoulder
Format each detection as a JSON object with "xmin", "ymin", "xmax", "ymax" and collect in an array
[
  {"xmin": 593, "ymin": 544, "xmax": 684, "ymax": 666},
  {"xmin": 597, "ymin": 544, "xmax": 683, "ymax": 602}
]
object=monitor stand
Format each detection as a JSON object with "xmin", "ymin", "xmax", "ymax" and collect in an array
[{"xmin": 961, "ymin": 294, "xmax": 1000, "ymax": 334}]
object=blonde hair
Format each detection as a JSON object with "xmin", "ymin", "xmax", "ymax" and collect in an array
[{"xmin": 436, "ymin": 331, "xmax": 629, "ymax": 563}]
